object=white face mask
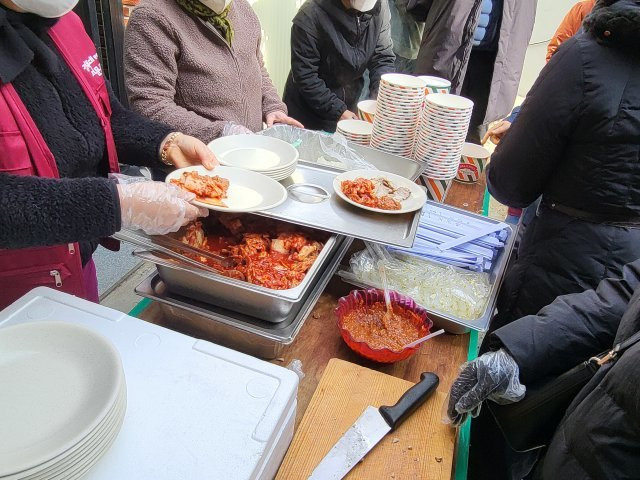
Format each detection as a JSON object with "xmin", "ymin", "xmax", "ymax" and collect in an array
[
  {"xmin": 350, "ymin": 0, "xmax": 377, "ymax": 12},
  {"xmin": 199, "ymin": 0, "xmax": 233, "ymax": 14},
  {"xmin": 12, "ymin": 0, "xmax": 79, "ymax": 18}
]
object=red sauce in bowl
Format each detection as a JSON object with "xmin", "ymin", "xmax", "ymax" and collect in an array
[{"xmin": 341, "ymin": 301, "xmax": 426, "ymax": 352}]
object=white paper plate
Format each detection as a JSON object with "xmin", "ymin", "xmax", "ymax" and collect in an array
[
  {"xmin": 0, "ymin": 322, "xmax": 124, "ymax": 478},
  {"xmin": 207, "ymin": 134, "xmax": 298, "ymax": 172},
  {"xmin": 333, "ymin": 169, "xmax": 426, "ymax": 215},
  {"xmin": 166, "ymin": 165, "xmax": 287, "ymax": 212}
]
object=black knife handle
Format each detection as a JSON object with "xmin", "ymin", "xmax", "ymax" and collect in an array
[{"xmin": 379, "ymin": 372, "xmax": 440, "ymax": 431}]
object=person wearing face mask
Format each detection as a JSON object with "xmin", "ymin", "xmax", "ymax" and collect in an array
[
  {"xmin": 282, "ymin": 0, "xmax": 395, "ymax": 132},
  {"xmin": 0, "ymin": 0, "xmax": 217, "ymax": 309},
  {"xmin": 124, "ymin": 0, "xmax": 302, "ymax": 141}
]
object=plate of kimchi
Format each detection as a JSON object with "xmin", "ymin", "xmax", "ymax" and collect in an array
[
  {"xmin": 166, "ymin": 165, "xmax": 287, "ymax": 212},
  {"xmin": 333, "ymin": 169, "xmax": 427, "ymax": 214}
]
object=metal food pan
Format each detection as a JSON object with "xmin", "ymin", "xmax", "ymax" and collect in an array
[
  {"xmin": 337, "ymin": 204, "xmax": 517, "ymax": 334},
  {"xmin": 134, "ymin": 237, "xmax": 353, "ymax": 359},
  {"xmin": 134, "ymin": 234, "xmax": 343, "ymax": 323}
]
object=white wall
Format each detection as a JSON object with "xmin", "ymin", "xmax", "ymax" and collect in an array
[
  {"xmin": 519, "ymin": 0, "xmax": 581, "ymax": 95},
  {"xmin": 249, "ymin": 0, "xmax": 306, "ymax": 96}
]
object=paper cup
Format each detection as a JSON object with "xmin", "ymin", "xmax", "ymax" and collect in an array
[
  {"xmin": 455, "ymin": 142, "xmax": 491, "ymax": 183},
  {"xmin": 357, "ymin": 100, "xmax": 377, "ymax": 123},
  {"xmin": 418, "ymin": 176, "xmax": 453, "ymax": 202},
  {"xmin": 418, "ymin": 75, "xmax": 452, "ymax": 95}
]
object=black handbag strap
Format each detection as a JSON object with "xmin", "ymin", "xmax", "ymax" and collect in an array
[{"xmin": 591, "ymin": 330, "xmax": 640, "ymax": 367}]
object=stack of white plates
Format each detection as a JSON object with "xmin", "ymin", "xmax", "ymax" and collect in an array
[
  {"xmin": 370, "ymin": 73, "xmax": 427, "ymax": 158},
  {"xmin": 208, "ymin": 134, "xmax": 299, "ymax": 182},
  {"xmin": 336, "ymin": 119, "xmax": 373, "ymax": 146},
  {"xmin": 414, "ymin": 93, "xmax": 474, "ymax": 179},
  {"xmin": 0, "ymin": 322, "xmax": 126, "ymax": 480}
]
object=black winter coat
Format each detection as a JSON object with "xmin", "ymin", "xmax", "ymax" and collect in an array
[
  {"xmin": 488, "ymin": 258, "xmax": 640, "ymax": 479},
  {"xmin": 282, "ymin": 0, "xmax": 395, "ymax": 132},
  {"xmin": 486, "ymin": 0, "xmax": 640, "ymax": 330}
]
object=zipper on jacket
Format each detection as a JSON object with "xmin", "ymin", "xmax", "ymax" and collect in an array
[
  {"xmin": 50, "ymin": 270, "xmax": 62, "ymax": 288},
  {"xmin": 200, "ymin": 19, "xmax": 250, "ymax": 127},
  {"xmin": 68, "ymin": 243, "xmax": 75, "ymax": 255},
  {"xmin": 356, "ymin": 16, "xmax": 361, "ymax": 43}
]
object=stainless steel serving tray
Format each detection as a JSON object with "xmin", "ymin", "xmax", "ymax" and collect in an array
[
  {"xmin": 252, "ymin": 161, "xmax": 421, "ymax": 248},
  {"xmin": 134, "ymin": 237, "xmax": 353, "ymax": 359},
  {"xmin": 337, "ymin": 203, "xmax": 518, "ymax": 334},
  {"xmin": 134, "ymin": 233, "xmax": 345, "ymax": 323}
]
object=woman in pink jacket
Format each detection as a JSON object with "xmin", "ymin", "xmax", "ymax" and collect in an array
[{"xmin": 0, "ymin": 0, "xmax": 215, "ymax": 308}]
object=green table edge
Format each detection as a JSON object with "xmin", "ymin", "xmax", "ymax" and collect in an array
[
  {"xmin": 128, "ymin": 297, "xmax": 151, "ymax": 317},
  {"xmin": 126, "ymin": 188, "xmax": 491, "ymax": 479},
  {"xmin": 454, "ymin": 187, "xmax": 490, "ymax": 480}
]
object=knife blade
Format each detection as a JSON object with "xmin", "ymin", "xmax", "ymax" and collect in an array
[{"xmin": 308, "ymin": 372, "xmax": 439, "ymax": 480}]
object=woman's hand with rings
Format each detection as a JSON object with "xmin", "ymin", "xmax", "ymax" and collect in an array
[{"xmin": 162, "ymin": 132, "xmax": 219, "ymax": 170}]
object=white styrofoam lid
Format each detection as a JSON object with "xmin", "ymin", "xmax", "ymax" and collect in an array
[{"xmin": 0, "ymin": 288, "xmax": 299, "ymax": 480}]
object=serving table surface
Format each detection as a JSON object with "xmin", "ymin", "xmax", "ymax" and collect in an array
[{"xmin": 134, "ymin": 177, "xmax": 487, "ymax": 479}]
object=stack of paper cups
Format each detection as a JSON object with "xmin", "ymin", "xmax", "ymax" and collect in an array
[
  {"xmin": 414, "ymin": 93, "xmax": 474, "ymax": 180},
  {"xmin": 370, "ymin": 74, "xmax": 427, "ymax": 158}
]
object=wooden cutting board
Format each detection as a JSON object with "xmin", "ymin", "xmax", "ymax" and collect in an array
[{"xmin": 276, "ymin": 358, "xmax": 455, "ymax": 480}]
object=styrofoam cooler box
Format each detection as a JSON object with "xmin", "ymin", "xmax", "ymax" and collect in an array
[{"xmin": 0, "ymin": 288, "xmax": 299, "ymax": 480}]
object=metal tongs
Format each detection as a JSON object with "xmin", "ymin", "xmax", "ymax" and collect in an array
[{"xmin": 114, "ymin": 229, "xmax": 236, "ymax": 272}]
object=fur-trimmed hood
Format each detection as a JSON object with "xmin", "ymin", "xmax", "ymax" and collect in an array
[{"xmin": 583, "ymin": 0, "xmax": 640, "ymax": 49}]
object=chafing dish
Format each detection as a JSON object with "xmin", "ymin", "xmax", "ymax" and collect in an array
[
  {"xmin": 135, "ymin": 237, "xmax": 353, "ymax": 359},
  {"xmin": 134, "ymin": 231, "xmax": 344, "ymax": 323}
]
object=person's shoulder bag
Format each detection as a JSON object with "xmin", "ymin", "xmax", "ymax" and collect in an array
[{"xmin": 487, "ymin": 330, "xmax": 640, "ymax": 452}]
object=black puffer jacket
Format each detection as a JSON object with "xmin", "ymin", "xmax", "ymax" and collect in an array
[
  {"xmin": 488, "ymin": 258, "xmax": 640, "ymax": 479},
  {"xmin": 282, "ymin": 0, "xmax": 395, "ymax": 132},
  {"xmin": 485, "ymin": 0, "xmax": 640, "ymax": 331}
]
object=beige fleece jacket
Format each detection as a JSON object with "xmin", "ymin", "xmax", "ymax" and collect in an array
[{"xmin": 123, "ymin": 0, "xmax": 286, "ymax": 141}]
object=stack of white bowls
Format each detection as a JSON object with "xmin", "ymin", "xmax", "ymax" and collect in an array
[
  {"xmin": 370, "ymin": 74, "xmax": 427, "ymax": 158},
  {"xmin": 208, "ymin": 134, "xmax": 299, "ymax": 182},
  {"xmin": 336, "ymin": 119, "xmax": 373, "ymax": 146},
  {"xmin": 414, "ymin": 93, "xmax": 474, "ymax": 179},
  {"xmin": 0, "ymin": 322, "xmax": 126, "ymax": 480}
]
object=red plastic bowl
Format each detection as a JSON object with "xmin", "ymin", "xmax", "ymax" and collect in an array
[{"xmin": 335, "ymin": 289, "xmax": 433, "ymax": 363}]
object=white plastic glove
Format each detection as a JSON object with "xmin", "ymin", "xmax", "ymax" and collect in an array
[
  {"xmin": 446, "ymin": 349, "xmax": 526, "ymax": 426},
  {"xmin": 117, "ymin": 182, "xmax": 208, "ymax": 235},
  {"xmin": 221, "ymin": 122, "xmax": 253, "ymax": 137}
]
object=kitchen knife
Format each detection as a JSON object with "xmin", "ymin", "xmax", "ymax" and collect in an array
[{"xmin": 308, "ymin": 372, "xmax": 439, "ymax": 480}]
